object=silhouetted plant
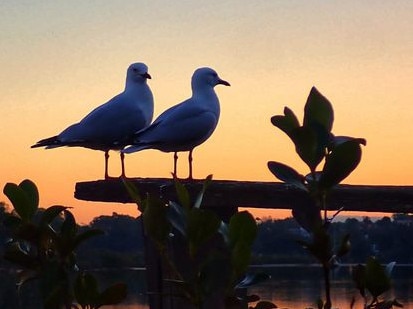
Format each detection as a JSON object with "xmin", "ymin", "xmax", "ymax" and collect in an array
[
  {"xmin": 2, "ymin": 179, "xmax": 126, "ymax": 309},
  {"xmin": 351, "ymin": 257, "xmax": 402, "ymax": 309},
  {"xmin": 268, "ymin": 87, "xmax": 366, "ymax": 309},
  {"xmin": 124, "ymin": 176, "xmax": 276, "ymax": 309}
]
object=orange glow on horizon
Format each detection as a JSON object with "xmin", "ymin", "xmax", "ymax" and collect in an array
[{"xmin": 1, "ymin": 1, "xmax": 412, "ymax": 223}]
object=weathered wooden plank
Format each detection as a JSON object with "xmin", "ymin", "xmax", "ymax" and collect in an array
[{"xmin": 75, "ymin": 178, "xmax": 413, "ymax": 214}]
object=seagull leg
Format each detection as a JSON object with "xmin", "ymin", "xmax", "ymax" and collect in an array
[
  {"xmin": 104, "ymin": 150, "xmax": 110, "ymax": 179},
  {"xmin": 188, "ymin": 150, "xmax": 193, "ymax": 180},
  {"xmin": 173, "ymin": 152, "xmax": 178, "ymax": 179},
  {"xmin": 120, "ymin": 152, "xmax": 126, "ymax": 178}
]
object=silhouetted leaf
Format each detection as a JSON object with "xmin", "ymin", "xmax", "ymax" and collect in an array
[
  {"xmin": 336, "ymin": 234, "xmax": 351, "ymax": 257},
  {"xmin": 385, "ymin": 261, "xmax": 396, "ymax": 277},
  {"xmin": 19, "ymin": 180, "xmax": 39, "ymax": 219},
  {"xmin": 199, "ymin": 254, "xmax": 231, "ymax": 296},
  {"xmin": 304, "ymin": 226, "xmax": 332, "ymax": 264},
  {"xmin": 40, "ymin": 205, "xmax": 68, "ymax": 226},
  {"xmin": 229, "ymin": 211, "xmax": 257, "ymax": 278},
  {"xmin": 329, "ymin": 135, "xmax": 366, "ymax": 149},
  {"xmin": 267, "ymin": 161, "xmax": 306, "ymax": 190},
  {"xmin": 3, "ymin": 182, "xmax": 32, "ymax": 221},
  {"xmin": 365, "ymin": 257, "xmax": 391, "ymax": 298},
  {"xmin": 143, "ymin": 196, "xmax": 170, "ymax": 246},
  {"xmin": 352, "ymin": 264, "xmax": 366, "ymax": 297},
  {"xmin": 320, "ymin": 140, "xmax": 363, "ymax": 189},
  {"xmin": 61, "ymin": 210, "xmax": 77, "ymax": 238},
  {"xmin": 174, "ymin": 180, "xmax": 191, "ymax": 210},
  {"xmin": 167, "ymin": 201, "xmax": 187, "ymax": 237},
  {"xmin": 229, "ymin": 211, "xmax": 257, "ymax": 247},
  {"xmin": 246, "ymin": 294, "xmax": 261, "ymax": 303},
  {"xmin": 253, "ymin": 300, "xmax": 278, "ymax": 309},
  {"xmin": 122, "ymin": 179, "xmax": 142, "ymax": 211},
  {"xmin": 74, "ymin": 272, "xmax": 99, "ymax": 307},
  {"xmin": 194, "ymin": 174, "xmax": 213, "ymax": 209},
  {"xmin": 292, "ymin": 198, "xmax": 322, "ymax": 233},
  {"xmin": 187, "ymin": 208, "xmax": 220, "ymax": 256},
  {"xmin": 4, "ymin": 242, "xmax": 37, "ymax": 268},
  {"xmin": 236, "ymin": 272, "xmax": 270, "ymax": 288},
  {"xmin": 291, "ymin": 126, "xmax": 327, "ymax": 172},
  {"xmin": 98, "ymin": 283, "xmax": 128, "ymax": 307},
  {"xmin": 271, "ymin": 106, "xmax": 300, "ymax": 137},
  {"xmin": 303, "ymin": 87, "xmax": 334, "ymax": 133}
]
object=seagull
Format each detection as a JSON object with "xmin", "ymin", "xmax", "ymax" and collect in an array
[
  {"xmin": 31, "ymin": 62, "xmax": 154, "ymax": 179},
  {"xmin": 123, "ymin": 67, "xmax": 230, "ymax": 179}
]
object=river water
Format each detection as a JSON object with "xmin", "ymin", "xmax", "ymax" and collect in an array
[{"xmin": 1, "ymin": 265, "xmax": 412, "ymax": 308}]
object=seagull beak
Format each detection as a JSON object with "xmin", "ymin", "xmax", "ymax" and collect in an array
[
  {"xmin": 217, "ymin": 78, "xmax": 230, "ymax": 86},
  {"xmin": 142, "ymin": 72, "xmax": 152, "ymax": 79}
]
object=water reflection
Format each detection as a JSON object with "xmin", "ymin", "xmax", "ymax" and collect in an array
[{"xmin": 1, "ymin": 265, "xmax": 412, "ymax": 309}]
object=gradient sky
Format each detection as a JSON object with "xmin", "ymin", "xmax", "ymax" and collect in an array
[{"xmin": 1, "ymin": 1, "xmax": 412, "ymax": 224}]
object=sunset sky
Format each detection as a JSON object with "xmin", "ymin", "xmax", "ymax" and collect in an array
[{"xmin": 1, "ymin": 1, "xmax": 412, "ymax": 224}]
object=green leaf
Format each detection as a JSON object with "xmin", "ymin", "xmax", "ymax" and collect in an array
[
  {"xmin": 229, "ymin": 211, "xmax": 257, "ymax": 278},
  {"xmin": 122, "ymin": 179, "xmax": 142, "ymax": 210},
  {"xmin": 305, "ymin": 227, "xmax": 332, "ymax": 264},
  {"xmin": 199, "ymin": 255, "xmax": 231, "ymax": 296},
  {"xmin": 236, "ymin": 272, "xmax": 271, "ymax": 288},
  {"xmin": 187, "ymin": 208, "xmax": 220, "ymax": 257},
  {"xmin": 267, "ymin": 161, "xmax": 306, "ymax": 190},
  {"xmin": 61, "ymin": 210, "xmax": 77, "ymax": 238},
  {"xmin": 352, "ymin": 264, "xmax": 366, "ymax": 298},
  {"xmin": 291, "ymin": 198, "xmax": 322, "ymax": 233},
  {"xmin": 3, "ymin": 182, "xmax": 32, "ymax": 221},
  {"xmin": 290, "ymin": 125, "xmax": 327, "ymax": 172},
  {"xmin": 336, "ymin": 234, "xmax": 351, "ymax": 257},
  {"xmin": 303, "ymin": 87, "xmax": 334, "ymax": 133},
  {"xmin": 229, "ymin": 211, "xmax": 257, "ymax": 247},
  {"xmin": 19, "ymin": 180, "xmax": 39, "ymax": 219},
  {"xmin": 174, "ymin": 180, "xmax": 191, "ymax": 210},
  {"xmin": 194, "ymin": 174, "xmax": 213, "ymax": 209},
  {"xmin": 143, "ymin": 196, "xmax": 170, "ymax": 246},
  {"xmin": 167, "ymin": 201, "xmax": 187, "ymax": 237},
  {"xmin": 253, "ymin": 300, "xmax": 278, "ymax": 309},
  {"xmin": 98, "ymin": 283, "xmax": 128, "ymax": 307},
  {"xmin": 271, "ymin": 106, "xmax": 300, "ymax": 137},
  {"xmin": 365, "ymin": 257, "xmax": 391, "ymax": 298},
  {"xmin": 40, "ymin": 205, "xmax": 68, "ymax": 226},
  {"xmin": 385, "ymin": 261, "xmax": 396, "ymax": 277},
  {"xmin": 320, "ymin": 140, "xmax": 363, "ymax": 189},
  {"xmin": 4, "ymin": 242, "xmax": 37, "ymax": 269},
  {"xmin": 74, "ymin": 272, "xmax": 99, "ymax": 307}
]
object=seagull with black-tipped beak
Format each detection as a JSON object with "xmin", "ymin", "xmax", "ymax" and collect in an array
[
  {"xmin": 31, "ymin": 62, "xmax": 154, "ymax": 179},
  {"xmin": 123, "ymin": 67, "xmax": 230, "ymax": 179}
]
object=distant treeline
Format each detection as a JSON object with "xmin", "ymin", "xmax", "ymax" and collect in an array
[{"xmin": 1, "ymin": 204, "xmax": 413, "ymax": 268}]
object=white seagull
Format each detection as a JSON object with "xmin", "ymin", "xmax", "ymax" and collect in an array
[
  {"xmin": 31, "ymin": 62, "xmax": 154, "ymax": 179},
  {"xmin": 123, "ymin": 67, "xmax": 230, "ymax": 179}
]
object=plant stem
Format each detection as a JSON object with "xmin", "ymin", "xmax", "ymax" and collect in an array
[{"xmin": 323, "ymin": 263, "xmax": 332, "ymax": 309}]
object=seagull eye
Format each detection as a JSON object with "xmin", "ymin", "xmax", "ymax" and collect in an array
[{"xmin": 132, "ymin": 68, "xmax": 138, "ymax": 72}]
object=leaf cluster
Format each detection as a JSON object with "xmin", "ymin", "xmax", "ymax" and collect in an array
[
  {"xmin": 267, "ymin": 87, "xmax": 367, "ymax": 309},
  {"xmin": 124, "ymin": 176, "xmax": 275, "ymax": 309},
  {"xmin": 2, "ymin": 179, "xmax": 126, "ymax": 309},
  {"xmin": 352, "ymin": 257, "xmax": 402, "ymax": 309}
]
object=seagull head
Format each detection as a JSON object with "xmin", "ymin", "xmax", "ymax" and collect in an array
[
  {"xmin": 127, "ymin": 62, "xmax": 152, "ymax": 84},
  {"xmin": 192, "ymin": 67, "xmax": 230, "ymax": 90}
]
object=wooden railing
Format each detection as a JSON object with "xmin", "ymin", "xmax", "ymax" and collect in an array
[
  {"xmin": 75, "ymin": 178, "xmax": 413, "ymax": 214},
  {"xmin": 75, "ymin": 178, "xmax": 413, "ymax": 309}
]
